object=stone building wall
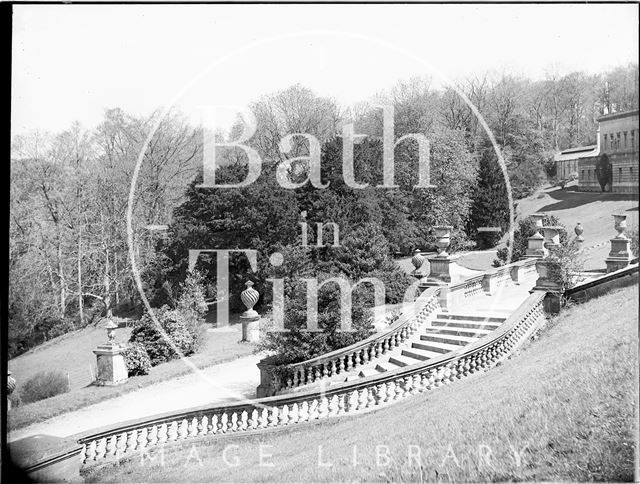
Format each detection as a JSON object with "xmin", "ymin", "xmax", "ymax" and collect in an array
[{"xmin": 578, "ymin": 111, "xmax": 639, "ymax": 194}]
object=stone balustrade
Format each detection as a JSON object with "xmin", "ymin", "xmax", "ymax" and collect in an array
[
  {"xmin": 446, "ymin": 258, "xmax": 538, "ymax": 308},
  {"xmin": 257, "ymin": 288, "xmax": 440, "ymax": 397},
  {"xmin": 76, "ymin": 290, "xmax": 546, "ymax": 469}
]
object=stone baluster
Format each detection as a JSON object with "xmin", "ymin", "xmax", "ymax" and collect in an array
[
  {"xmin": 105, "ymin": 435, "xmax": 117, "ymax": 458},
  {"xmin": 328, "ymin": 395, "xmax": 340, "ymax": 416},
  {"xmin": 318, "ymin": 397, "xmax": 330, "ymax": 418},
  {"xmin": 147, "ymin": 425, "xmax": 159, "ymax": 446},
  {"xmin": 199, "ymin": 416, "xmax": 208, "ymax": 436},
  {"xmin": 188, "ymin": 417, "xmax": 198, "ymax": 438},
  {"xmin": 248, "ymin": 409, "xmax": 258, "ymax": 430},
  {"xmin": 95, "ymin": 438, "xmax": 107, "ymax": 460}
]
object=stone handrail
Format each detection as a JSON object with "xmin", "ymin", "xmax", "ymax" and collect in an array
[
  {"xmin": 76, "ymin": 290, "xmax": 546, "ymax": 469},
  {"xmin": 257, "ymin": 288, "xmax": 440, "ymax": 396}
]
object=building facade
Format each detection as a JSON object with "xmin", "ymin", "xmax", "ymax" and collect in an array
[{"xmin": 555, "ymin": 109, "xmax": 639, "ymax": 194}]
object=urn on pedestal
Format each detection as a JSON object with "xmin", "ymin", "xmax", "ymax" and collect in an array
[
  {"xmin": 421, "ymin": 226, "xmax": 457, "ymax": 285},
  {"xmin": 606, "ymin": 214, "xmax": 632, "ymax": 273},
  {"xmin": 240, "ymin": 281, "xmax": 261, "ymax": 343},
  {"xmin": 93, "ymin": 318, "xmax": 128, "ymax": 386}
]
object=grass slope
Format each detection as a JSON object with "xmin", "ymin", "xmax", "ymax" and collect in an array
[
  {"xmin": 85, "ymin": 284, "xmax": 638, "ymax": 483},
  {"xmin": 8, "ymin": 317, "xmax": 256, "ymax": 431},
  {"xmin": 517, "ymin": 187, "xmax": 638, "ymax": 269}
]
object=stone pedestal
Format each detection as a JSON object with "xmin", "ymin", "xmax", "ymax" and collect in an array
[
  {"xmin": 525, "ymin": 232, "xmax": 547, "ymax": 259},
  {"xmin": 606, "ymin": 238, "xmax": 632, "ymax": 272},
  {"xmin": 530, "ymin": 259, "xmax": 562, "ymax": 314},
  {"xmin": 93, "ymin": 343, "xmax": 128, "ymax": 386},
  {"xmin": 531, "ymin": 259, "xmax": 561, "ymax": 291},
  {"xmin": 421, "ymin": 255, "xmax": 457, "ymax": 285},
  {"xmin": 241, "ymin": 316, "xmax": 261, "ymax": 343}
]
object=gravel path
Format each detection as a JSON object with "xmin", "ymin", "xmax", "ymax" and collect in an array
[{"xmin": 8, "ymin": 352, "xmax": 265, "ymax": 442}]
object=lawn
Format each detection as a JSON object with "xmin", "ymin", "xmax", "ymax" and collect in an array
[
  {"xmin": 84, "ymin": 284, "xmax": 638, "ymax": 482},
  {"xmin": 395, "ymin": 186, "xmax": 639, "ymax": 275},
  {"xmin": 8, "ymin": 313, "xmax": 257, "ymax": 432},
  {"xmin": 517, "ymin": 186, "xmax": 638, "ymax": 269}
]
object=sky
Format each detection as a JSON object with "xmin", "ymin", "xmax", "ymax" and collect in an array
[{"xmin": 11, "ymin": 4, "xmax": 639, "ymax": 137}]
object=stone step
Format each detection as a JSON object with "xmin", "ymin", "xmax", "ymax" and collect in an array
[
  {"xmin": 358, "ymin": 368, "xmax": 380, "ymax": 378},
  {"xmin": 423, "ymin": 327, "xmax": 492, "ymax": 338},
  {"xmin": 388, "ymin": 354, "xmax": 418, "ymax": 367},
  {"xmin": 375, "ymin": 361, "xmax": 402, "ymax": 373},
  {"xmin": 419, "ymin": 333, "xmax": 479, "ymax": 346},
  {"xmin": 412, "ymin": 340, "xmax": 461, "ymax": 354},
  {"xmin": 432, "ymin": 320, "xmax": 500, "ymax": 331},
  {"xmin": 436, "ymin": 314, "xmax": 505, "ymax": 323},
  {"xmin": 401, "ymin": 347, "xmax": 442, "ymax": 361}
]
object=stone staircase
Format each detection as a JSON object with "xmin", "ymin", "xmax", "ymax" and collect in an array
[{"xmin": 357, "ymin": 313, "xmax": 506, "ymax": 377}]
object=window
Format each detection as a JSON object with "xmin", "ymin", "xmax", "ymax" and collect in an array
[
  {"xmin": 624, "ymin": 131, "xmax": 628, "ymax": 148},
  {"xmin": 619, "ymin": 167, "xmax": 623, "ymax": 182},
  {"xmin": 604, "ymin": 134, "xmax": 608, "ymax": 149},
  {"xmin": 632, "ymin": 130, "xmax": 636, "ymax": 149},
  {"xmin": 617, "ymin": 132, "xmax": 621, "ymax": 150}
]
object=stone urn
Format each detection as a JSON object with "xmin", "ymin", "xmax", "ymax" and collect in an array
[
  {"xmin": 411, "ymin": 249, "xmax": 424, "ymax": 274},
  {"xmin": 433, "ymin": 226, "xmax": 452, "ymax": 257},
  {"xmin": 542, "ymin": 226, "xmax": 563, "ymax": 250},
  {"xmin": 574, "ymin": 222, "xmax": 584, "ymax": 246},
  {"xmin": 613, "ymin": 214, "xmax": 628, "ymax": 239},
  {"xmin": 104, "ymin": 320, "xmax": 118, "ymax": 343},
  {"xmin": 530, "ymin": 213, "xmax": 546, "ymax": 234},
  {"xmin": 240, "ymin": 281, "xmax": 260, "ymax": 319}
]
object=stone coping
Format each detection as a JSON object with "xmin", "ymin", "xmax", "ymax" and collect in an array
[
  {"xmin": 565, "ymin": 263, "xmax": 638, "ymax": 296},
  {"xmin": 8, "ymin": 434, "xmax": 83, "ymax": 471}
]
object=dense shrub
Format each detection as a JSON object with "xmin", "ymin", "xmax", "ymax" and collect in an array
[
  {"xmin": 363, "ymin": 264, "xmax": 414, "ymax": 305},
  {"xmin": 259, "ymin": 277, "xmax": 374, "ymax": 365},
  {"xmin": 122, "ymin": 342, "xmax": 152, "ymax": 376},
  {"xmin": 629, "ymin": 228, "xmax": 639, "ymax": 258},
  {"xmin": 20, "ymin": 371, "xmax": 70, "ymax": 404},
  {"xmin": 129, "ymin": 306, "xmax": 204, "ymax": 366},
  {"xmin": 546, "ymin": 240, "xmax": 585, "ymax": 291},
  {"xmin": 176, "ymin": 270, "xmax": 208, "ymax": 317}
]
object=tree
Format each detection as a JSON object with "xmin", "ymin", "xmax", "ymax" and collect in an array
[
  {"xmin": 595, "ymin": 154, "xmax": 612, "ymax": 192},
  {"xmin": 469, "ymin": 139, "xmax": 510, "ymax": 249}
]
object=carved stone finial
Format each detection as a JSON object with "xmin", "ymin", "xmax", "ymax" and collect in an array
[
  {"xmin": 411, "ymin": 249, "xmax": 424, "ymax": 274},
  {"xmin": 240, "ymin": 281, "xmax": 260, "ymax": 319},
  {"xmin": 103, "ymin": 319, "xmax": 118, "ymax": 343}
]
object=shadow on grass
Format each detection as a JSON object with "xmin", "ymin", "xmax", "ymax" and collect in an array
[{"xmin": 538, "ymin": 190, "xmax": 638, "ymax": 213}]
